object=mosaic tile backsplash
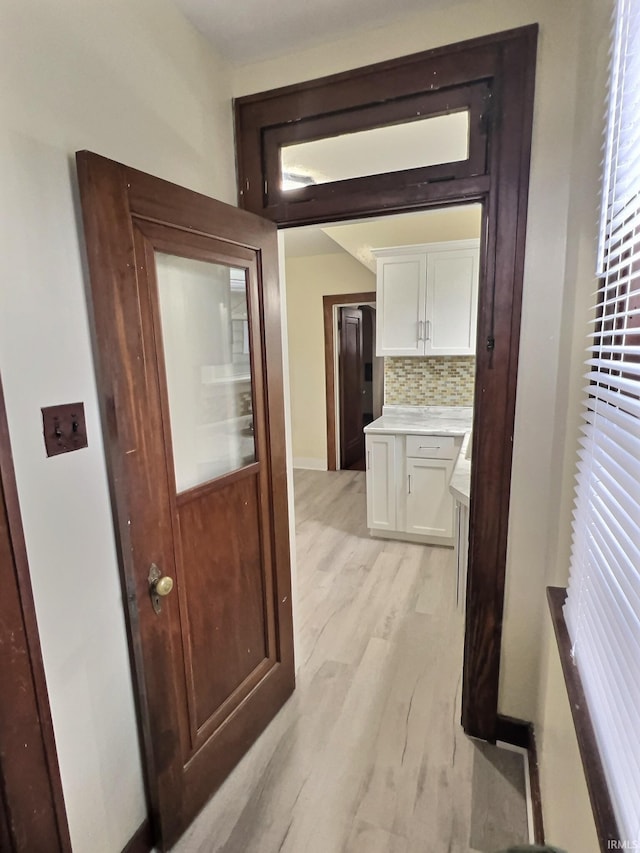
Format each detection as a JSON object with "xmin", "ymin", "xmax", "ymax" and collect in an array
[{"xmin": 384, "ymin": 357, "xmax": 475, "ymax": 406}]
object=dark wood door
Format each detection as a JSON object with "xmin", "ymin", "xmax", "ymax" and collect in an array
[
  {"xmin": 339, "ymin": 307, "xmax": 365, "ymax": 469},
  {"xmin": 76, "ymin": 153, "xmax": 295, "ymax": 849}
]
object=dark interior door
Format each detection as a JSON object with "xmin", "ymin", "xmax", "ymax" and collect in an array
[
  {"xmin": 76, "ymin": 152, "xmax": 295, "ymax": 849},
  {"xmin": 339, "ymin": 307, "xmax": 364, "ymax": 469}
]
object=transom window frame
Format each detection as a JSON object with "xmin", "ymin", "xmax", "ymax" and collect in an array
[
  {"xmin": 234, "ymin": 25, "xmax": 538, "ymax": 743},
  {"xmin": 261, "ymin": 81, "xmax": 491, "ymax": 217}
]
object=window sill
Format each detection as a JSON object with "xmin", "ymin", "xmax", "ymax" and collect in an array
[{"xmin": 546, "ymin": 587, "xmax": 621, "ymax": 852}]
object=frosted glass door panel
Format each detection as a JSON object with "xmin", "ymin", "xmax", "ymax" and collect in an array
[{"xmin": 155, "ymin": 254, "xmax": 255, "ymax": 493}]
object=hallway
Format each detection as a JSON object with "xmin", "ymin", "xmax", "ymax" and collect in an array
[{"xmin": 172, "ymin": 470, "xmax": 528, "ymax": 852}]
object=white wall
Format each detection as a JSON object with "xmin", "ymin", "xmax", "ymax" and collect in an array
[
  {"xmin": 284, "ymin": 252, "xmax": 375, "ymax": 468},
  {"xmin": 534, "ymin": 0, "xmax": 612, "ymax": 849},
  {"xmin": 233, "ymin": 0, "xmax": 602, "ymax": 846},
  {"xmin": 0, "ymin": 1, "xmax": 235, "ymax": 849}
]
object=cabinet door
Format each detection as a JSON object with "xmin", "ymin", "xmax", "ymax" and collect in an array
[
  {"xmin": 425, "ymin": 248, "xmax": 478, "ymax": 355},
  {"xmin": 365, "ymin": 434, "xmax": 396, "ymax": 530},
  {"xmin": 405, "ymin": 457, "xmax": 454, "ymax": 538},
  {"xmin": 376, "ymin": 254, "xmax": 426, "ymax": 356}
]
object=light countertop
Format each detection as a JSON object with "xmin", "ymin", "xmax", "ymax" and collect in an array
[
  {"xmin": 449, "ymin": 429, "xmax": 472, "ymax": 507},
  {"xmin": 363, "ymin": 405, "xmax": 473, "ymax": 436}
]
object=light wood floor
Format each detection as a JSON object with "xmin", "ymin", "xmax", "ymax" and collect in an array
[{"xmin": 172, "ymin": 470, "xmax": 528, "ymax": 853}]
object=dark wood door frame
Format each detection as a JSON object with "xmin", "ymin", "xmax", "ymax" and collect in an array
[
  {"xmin": 0, "ymin": 377, "xmax": 71, "ymax": 852},
  {"xmin": 323, "ymin": 291, "xmax": 376, "ymax": 471},
  {"xmin": 235, "ymin": 25, "xmax": 538, "ymax": 741}
]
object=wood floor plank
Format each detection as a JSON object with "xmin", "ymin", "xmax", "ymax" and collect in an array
[
  {"xmin": 355, "ymin": 612, "xmax": 447, "ymax": 836},
  {"xmin": 171, "ymin": 470, "xmax": 528, "ymax": 853},
  {"xmin": 279, "ymin": 636, "xmax": 397, "ymax": 853},
  {"xmin": 345, "ymin": 820, "xmax": 409, "ymax": 853}
]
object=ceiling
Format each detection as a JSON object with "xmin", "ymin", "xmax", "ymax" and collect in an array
[
  {"xmin": 171, "ymin": 0, "xmax": 447, "ymax": 64},
  {"xmin": 283, "ymin": 206, "xmax": 482, "ymax": 271},
  {"xmin": 169, "ymin": 0, "xmax": 482, "ymax": 260}
]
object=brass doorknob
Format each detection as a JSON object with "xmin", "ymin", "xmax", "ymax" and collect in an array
[
  {"xmin": 153, "ymin": 576, "xmax": 174, "ymax": 597},
  {"xmin": 148, "ymin": 563, "xmax": 174, "ymax": 614}
]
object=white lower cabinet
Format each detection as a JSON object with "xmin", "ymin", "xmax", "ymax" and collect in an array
[
  {"xmin": 406, "ymin": 457, "xmax": 454, "ymax": 539},
  {"xmin": 365, "ymin": 433, "xmax": 396, "ymax": 531},
  {"xmin": 365, "ymin": 431, "xmax": 461, "ymax": 545}
]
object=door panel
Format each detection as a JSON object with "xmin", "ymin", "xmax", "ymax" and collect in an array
[
  {"xmin": 375, "ymin": 254, "xmax": 426, "ymax": 356},
  {"xmin": 76, "ymin": 152, "xmax": 294, "ymax": 849},
  {"xmin": 405, "ymin": 457, "xmax": 454, "ymax": 538},
  {"xmin": 425, "ymin": 249, "xmax": 479, "ymax": 355},
  {"xmin": 339, "ymin": 307, "xmax": 364, "ymax": 469},
  {"xmin": 150, "ymin": 241, "xmax": 276, "ymax": 750},
  {"xmin": 176, "ymin": 472, "xmax": 269, "ymax": 734},
  {"xmin": 365, "ymin": 434, "xmax": 396, "ymax": 530}
]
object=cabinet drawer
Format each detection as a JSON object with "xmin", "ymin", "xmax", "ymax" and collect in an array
[{"xmin": 406, "ymin": 434, "xmax": 457, "ymax": 459}]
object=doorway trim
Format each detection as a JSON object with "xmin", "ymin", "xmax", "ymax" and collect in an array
[
  {"xmin": 323, "ymin": 291, "xmax": 376, "ymax": 471},
  {"xmin": 0, "ymin": 377, "xmax": 71, "ymax": 852},
  {"xmin": 235, "ymin": 25, "xmax": 538, "ymax": 741}
]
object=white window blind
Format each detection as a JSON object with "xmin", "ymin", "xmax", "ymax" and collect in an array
[{"xmin": 564, "ymin": 0, "xmax": 640, "ymax": 841}]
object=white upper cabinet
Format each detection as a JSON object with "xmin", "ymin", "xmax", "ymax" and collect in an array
[
  {"xmin": 375, "ymin": 253, "xmax": 427, "ymax": 356},
  {"xmin": 425, "ymin": 248, "xmax": 478, "ymax": 355},
  {"xmin": 374, "ymin": 240, "xmax": 479, "ymax": 357}
]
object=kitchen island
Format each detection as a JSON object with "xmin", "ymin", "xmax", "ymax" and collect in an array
[{"xmin": 363, "ymin": 405, "xmax": 472, "ymax": 546}]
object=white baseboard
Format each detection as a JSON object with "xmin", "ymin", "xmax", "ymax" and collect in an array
[{"xmin": 293, "ymin": 457, "xmax": 327, "ymax": 471}]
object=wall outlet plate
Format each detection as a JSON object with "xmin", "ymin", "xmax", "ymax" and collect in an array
[{"xmin": 41, "ymin": 402, "xmax": 88, "ymax": 457}]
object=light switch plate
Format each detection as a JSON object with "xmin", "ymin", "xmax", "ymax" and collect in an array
[{"xmin": 42, "ymin": 402, "xmax": 88, "ymax": 457}]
